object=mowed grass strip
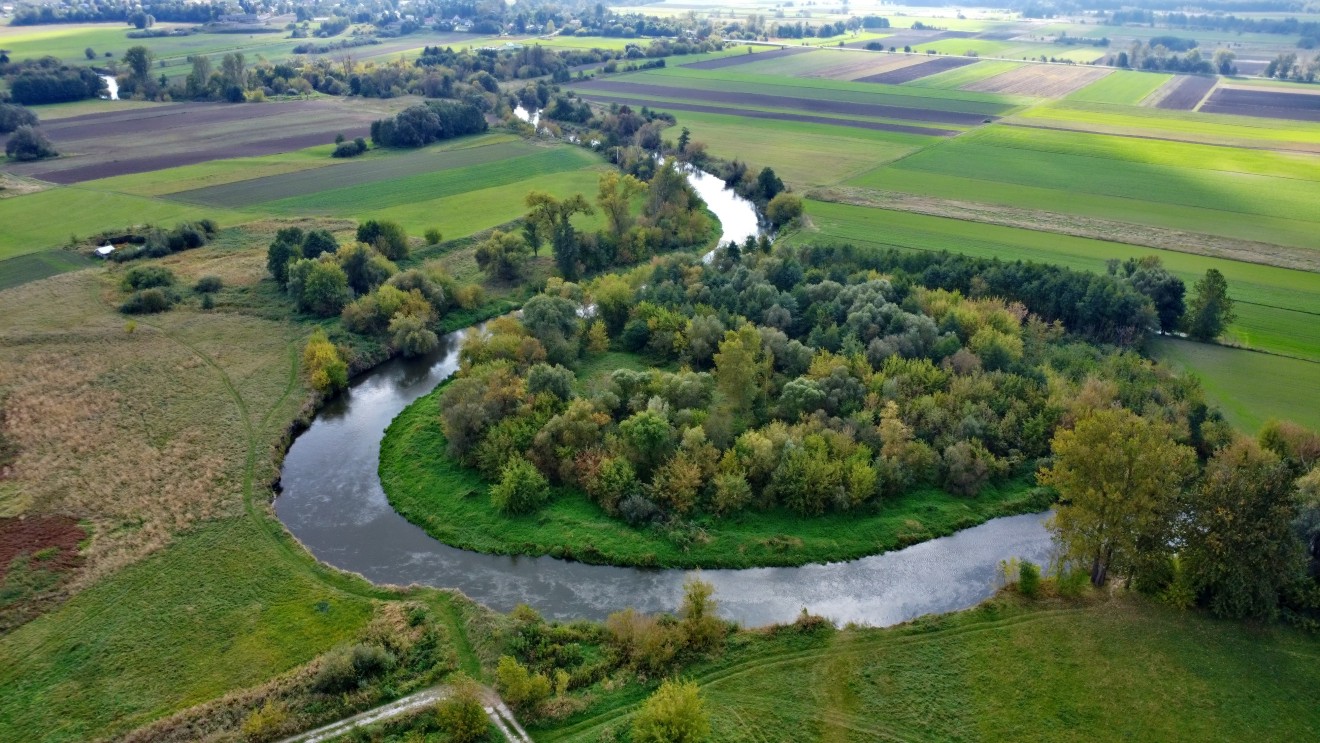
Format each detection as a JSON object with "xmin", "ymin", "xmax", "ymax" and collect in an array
[
  {"xmin": 259, "ymin": 146, "xmax": 602, "ymax": 215},
  {"xmin": 795, "ymin": 200, "xmax": 1320, "ymax": 360},
  {"xmin": 866, "ymin": 129, "xmax": 1320, "ymax": 224},
  {"xmin": 1150, "ymin": 337, "xmax": 1320, "ymax": 432},
  {"xmin": 0, "ymin": 188, "xmax": 254, "ymax": 259},
  {"xmin": 1066, "ymin": 70, "xmax": 1173, "ymax": 105},
  {"xmin": 168, "ymin": 136, "xmax": 541, "ymax": 208}
]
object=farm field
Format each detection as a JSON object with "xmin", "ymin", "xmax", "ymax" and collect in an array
[
  {"xmin": 964, "ymin": 63, "xmax": 1110, "ymax": 97},
  {"xmin": 906, "ymin": 59, "xmax": 1024, "ymax": 89},
  {"xmin": 536, "ymin": 596, "xmax": 1320, "ymax": 742},
  {"xmin": 794, "ymin": 201, "xmax": 1320, "ymax": 362},
  {"xmin": 1066, "ymin": 70, "xmax": 1172, "ymax": 105},
  {"xmin": 1150, "ymin": 338, "xmax": 1320, "ymax": 433},
  {"xmin": 1151, "ymin": 75, "xmax": 1220, "ymax": 111},
  {"xmin": 1009, "ymin": 101, "xmax": 1320, "ymax": 150}
]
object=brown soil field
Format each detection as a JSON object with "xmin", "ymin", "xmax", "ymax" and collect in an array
[
  {"xmin": 1200, "ymin": 88, "xmax": 1320, "ymax": 122},
  {"xmin": 683, "ymin": 46, "xmax": 812, "ymax": 70},
  {"xmin": 1154, "ymin": 75, "xmax": 1219, "ymax": 110},
  {"xmin": 0, "ymin": 515, "xmax": 85, "ymax": 632},
  {"xmin": 967, "ymin": 64, "xmax": 1111, "ymax": 97},
  {"xmin": 578, "ymin": 93, "xmax": 959, "ymax": 136},
  {"xmin": 855, "ymin": 56, "xmax": 976, "ymax": 84},
  {"xmin": 573, "ymin": 79, "xmax": 995, "ymax": 126},
  {"xmin": 1, "ymin": 98, "xmax": 408, "ymax": 184},
  {"xmin": 810, "ymin": 53, "xmax": 931, "ymax": 81}
]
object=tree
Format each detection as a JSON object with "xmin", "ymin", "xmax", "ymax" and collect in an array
[
  {"xmin": 220, "ymin": 51, "xmax": 246, "ymax": 89},
  {"xmin": 84, "ymin": 47, "xmax": 96, "ymax": 60},
  {"xmin": 755, "ymin": 166, "xmax": 784, "ymax": 201},
  {"xmin": 677, "ymin": 126, "xmax": 691, "ymax": 153},
  {"xmin": 474, "ymin": 229, "xmax": 530, "ymax": 282},
  {"xmin": 389, "ymin": 313, "xmax": 439, "ymax": 357},
  {"xmin": 521, "ymin": 293, "xmax": 581, "ymax": 365},
  {"xmin": 1183, "ymin": 438, "xmax": 1304, "ymax": 619},
  {"xmin": 714, "ymin": 323, "xmax": 771, "ymax": 421},
  {"xmin": 1184, "ymin": 268, "xmax": 1235, "ymax": 341},
  {"xmin": 490, "ymin": 456, "xmax": 550, "ymax": 514},
  {"xmin": 356, "ymin": 219, "xmax": 409, "ymax": 260},
  {"xmin": 267, "ymin": 238, "xmax": 298, "ymax": 287},
  {"xmin": 765, "ymin": 192, "xmax": 803, "ymax": 228},
  {"xmin": 303, "ymin": 328, "xmax": 348, "ymax": 393},
  {"xmin": 679, "ymin": 577, "xmax": 723, "ymax": 652},
  {"xmin": 287, "ymin": 257, "xmax": 351, "ymax": 316},
  {"xmin": 596, "ymin": 170, "xmax": 647, "ymax": 239},
  {"xmin": 1108, "ymin": 256, "xmax": 1185, "ymax": 334},
  {"xmin": 632, "ymin": 679, "xmax": 710, "ymax": 743},
  {"xmin": 186, "ymin": 54, "xmax": 213, "ymax": 98},
  {"xmin": 124, "ymin": 46, "xmax": 153, "ymax": 81},
  {"xmin": 337, "ymin": 243, "xmax": 397, "ymax": 295},
  {"xmin": 0, "ymin": 102, "xmax": 38, "ymax": 134},
  {"xmin": 4, "ymin": 125, "xmax": 57, "ymax": 161},
  {"xmin": 302, "ymin": 229, "xmax": 339, "ymax": 259},
  {"xmin": 1040, "ymin": 408, "xmax": 1196, "ymax": 586},
  {"xmin": 525, "ymin": 191, "xmax": 594, "ymax": 280},
  {"xmin": 434, "ymin": 674, "xmax": 488, "ymax": 743},
  {"xmin": 495, "ymin": 656, "xmax": 551, "ymax": 713},
  {"xmin": 593, "ymin": 275, "xmax": 634, "ymax": 335}
]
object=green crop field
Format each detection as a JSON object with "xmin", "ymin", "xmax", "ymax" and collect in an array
[
  {"xmin": 0, "ymin": 251, "xmax": 96, "ymax": 292},
  {"xmin": 84, "ymin": 145, "xmax": 342, "ymax": 197},
  {"xmin": 1150, "ymin": 337, "xmax": 1320, "ymax": 432},
  {"xmin": 659, "ymin": 109, "xmax": 929, "ymax": 185},
  {"xmin": 0, "ymin": 189, "xmax": 253, "ymax": 260},
  {"xmin": 0, "ymin": 22, "xmax": 297, "ymax": 66},
  {"xmin": 908, "ymin": 60, "xmax": 1024, "ymax": 89},
  {"xmin": 795, "ymin": 200, "xmax": 1320, "ymax": 361},
  {"xmin": 1066, "ymin": 70, "xmax": 1173, "ymax": 104},
  {"xmin": 1011, "ymin": 101, "xmax": 1320, "ymax": 148}
]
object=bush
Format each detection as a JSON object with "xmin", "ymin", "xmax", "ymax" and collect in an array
[
  {"xmin": 389, "ymin": 312, "xmax": 439, "ymax": 357},
  {"xmin": 0, "ymin": 102, "xmax": 38, "ymax": 134},
  {"xmin": 357, "ymin": 219, "xmax": 409, "ymax": 261},
  {"xmin": 332, "ymin": 138, "xmax": 368, "ymax": 158},
  {"xmin": 632, "ymin": 679, "xmax": 710, "ymax": 743},
  {"xmin": 120, "ymin": 288, "xmax": 175, "ymax": 314},
  {"xmin": 240, "ymin": 700, "xmax": 290, "ymax": 743},
  {"xmin": 424, "ymin": 227, "xmax": 443, "ymax": 245},
  {"xmin": 495, "ymin": 655, "xmax": 551, "ymax": 714},
  {"xmin": 619, "ymin": 492, "xmax": 661, "ymax": 526},
  {"xmin": 526, "ymin": 363, "xmax": 574, "ymax": 401},
  {"xmin": 121, "ymin": 265, "xmax": 175, "ymax": 291},
  {"xmin": 435, "ymin": 674, "xmax": 488, "ymax": 742},
  {"xmin": 1056, "ymin": 565, "xmax": 1089, "ymax": 598},
  {"xmin": 5, "ymin": 125, "xmax": 58, "ymax": 161},
  {"xmin": 765, "ymin": 192, "xmax": 803, "ymax": 228},
  {"xmin": 490, "ymin": 457, "xmax": 550, "ymax": 514},
  {"xmin": 304, "ymin": 328, "xmax": 348, "ymax": 393},
  {"xmin": 194, "ymin": 275, "xmax": 223, "ymax": 293},
  {"xmin": 313, "ymin": 643, "xmax": 396, "ymax": 693},
  {"xmin": 1018, "ymin": 560, "xmax": 1041, "ymax": 598}
]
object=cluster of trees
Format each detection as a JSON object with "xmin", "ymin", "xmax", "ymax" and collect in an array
[
  {"xmin": 1105, "ymin": 41, "xmax": 1229, "ymax": 74},
  {"xmin": 438, "ymin": 245, "xmax": 1217, "ymax": 531},
  {"xmin": 1047, "ymin": 410, "xmax": 1320, "ymax": 623},
  {"xmin": 0, "ymin": 102, "xmax": 37, "ymax": 133},
  {"xmin": 4, "ymin": 125, "xmax": 58, "ymax": 161},
  {"xmin": 1263, "ymin": 52, "xmax": 1320, "ymax": 82},
  {"xmin": 3, "ymin": 58, "xmax": 105, "ymax": 105},
  {"xmin": 475, "ymin": 163, "xmax": 712, "ymax": 284},
  {"xmin": 108, "ymin": 219, "xmax": 218, "ymax": 262},
  {"xmin": 1107, "ymin": 9, "xmax": 1320, "ymax": 42},
  {"xmin": 9, "ymin": 0, "xmax": 216, "ymax": 25},
  {"xmin": 368, "ymin": 100, "xmax": 486, "ymax": 148}
]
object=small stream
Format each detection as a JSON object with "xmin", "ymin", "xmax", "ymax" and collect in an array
[
  {"xmin": 100, "ymin": 75, "xmax": 119, "ymax": 101},
  {"xmin": 274, "ymin": 167, "xmax": 1056, "ymax": 627}
]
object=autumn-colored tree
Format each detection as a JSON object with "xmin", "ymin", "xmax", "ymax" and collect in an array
[
  {"xmin": 596, "ymin": 170, "xmax": 646, "ymax": 239},
  {"xmin": 632, "ymin": 679, "xmax": 710, "ymax": 743},
  {"xmin": 1040, "ymin": 408, "xmax": 1196, "ymax": 586},
  {"xmin": 713, "ymin": 323, "xmax": 771, "ymax": 423}
]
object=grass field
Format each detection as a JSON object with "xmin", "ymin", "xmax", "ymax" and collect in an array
[
  {"xmin": 0, "ymin": 22, "xmax": 296, "ymax": 66},
  {"xmin": 1011, "ymin": 100, "xmax": 1320, "ymax": 149},
  {"xmin": 537, "ymin": 595, "xmax": 1320, "ymax": 741},
  {"xmin": 1065, "ymin": 70, "xmax": 1173, "ymax": 105},
  {"xmin": 379, "ymin": 383, "xmax": 1049, "ymax": 569},
  {"xmin": 908, "ymin": 59, "xmax": 1024, "ymax": 89},
  {"xmin": 795, "ymin": 200, "xmax": 1320, "ymax": 362},
  {"xmin": 0, "ymin": 250, "xmax": 96, "ymax": 292},
  {"xmin": 84, "ymin": 144, "xmax": 344, "ymax": 198},
  {"xmin": 1150, "ymin": 337, "xmax": 1320, "ymax": 433}
]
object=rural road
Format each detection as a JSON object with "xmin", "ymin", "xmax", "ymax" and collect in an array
[{"xmin": 275, "ymin": 685, "xmax": 531, "ymax": 743}]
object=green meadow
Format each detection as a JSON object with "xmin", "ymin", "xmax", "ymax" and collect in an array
[
  {"xmin": 1150, "ymin": 338, "xmax": 1320, "ymax": 432},
  {"xmin": 1066, "ymin": 70, "xmax": 1173, "ymax": 104}
]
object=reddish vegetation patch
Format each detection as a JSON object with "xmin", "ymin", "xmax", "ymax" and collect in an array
[
  {"xmin": 683, "ymin": 46, "xmax": 813, "ymax": 70},
  {"xmin": 0, "ymin": 515, "xmax": 86, "ymax": 632},
  {"xmin": 1155, "ymin": 75, "xmax": 1219, "ymax": 110},
  {"xmin": 1200, "ymin": 88, "xmax": 1320, "ymax": 122},
  {"xmin": 574, "ymin": 79, "xmax": 995, "ymax": 126},
  {"xmin": 855, "ymin": 56, "xmax": 976, "ymax": 85},
  {"xmin": 579, "ymin": 93, "xmax": 958, "ymax": 136}
]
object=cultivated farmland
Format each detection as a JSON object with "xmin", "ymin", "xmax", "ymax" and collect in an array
[
  {"xmin": 965, "ymin": 63, "xmax": 1111, "ymax": 97},
  {"xmin": 1152, "ymin": 75, "xmax": 1221, "ymax": 111}
]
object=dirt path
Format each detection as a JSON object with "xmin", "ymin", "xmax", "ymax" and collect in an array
[{"xmin": 275, "ymin": 685, "xmax": 532, "ymax": 743}]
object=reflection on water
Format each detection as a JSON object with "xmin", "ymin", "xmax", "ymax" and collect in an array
[{"xmin": 100, "ymin": 75, "xmax": 119, "ymax": 101}]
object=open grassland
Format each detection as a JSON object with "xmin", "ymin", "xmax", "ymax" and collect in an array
[
  {"xmin": 907, "ymin": 59, "xmax": 1024, "ymax": 89},
  {"xmin": 538, "ymin": 596, "xmax": 1320, "ymax": 742},
  {"xmin": 1066, "ymin": 70, "xmax": 1173, "ymax": 105},
  {"xmin": 0, "ymin": 188, "xmax": 253, "ymax": 260},
  {"xmin": 847, "ymin": 125, "xmax": 1320, "ymax": 252},
  {"xmin": 0, "ymin": 21, "xmax": 306, "ymax": 68},
  {"xmin": 795, "ymin": 201, "xmax": 1320, "ymax": 361},
  {"xmin": 1150, "ymin": 338, "xmax": 1320, "ymax": 433},
  {"xmin": 168, "ymin": 135, "xmax": 545, "ymax": 208},
  {"xmin": 380, "ymin": 384, "xmax": 1048, "ymax": 569},
  {"xmin": 1010, "ymin": 101, "xmax": 1320, "ymax": 151},
  {"xmin": 0, "ymin": 251, "xmax": 96, "ymax": 292}
]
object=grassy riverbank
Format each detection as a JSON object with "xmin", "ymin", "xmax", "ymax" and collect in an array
[
  {"xmin": 533, "ymin": 592, "xmax": 1320, "ymax": 742},
  {"xmin": 380, "ymin": 384, "xmax": 1052, "ymax": 569}
]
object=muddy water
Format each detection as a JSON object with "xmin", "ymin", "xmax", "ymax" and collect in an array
[{"xmin": 274, "ymin": 168, "xmax": 1055, "ymax": 627}]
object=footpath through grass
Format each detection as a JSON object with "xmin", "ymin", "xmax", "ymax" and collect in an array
[
  {"xmin": 380, "ymin": 384, "xmax": 1050, "ymax": 569},
  {"xmin": 537, "ymin": 594, "xmax": 1320, "ymax": 742}
]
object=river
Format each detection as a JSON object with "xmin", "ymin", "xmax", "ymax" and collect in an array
[
  {"xmin": 100, "ymin": 75, "xmax": 119, "ymax": 101},
  {"xmin": 274, "ymin": 167, "xmax": 1055, "ymax": 627}
]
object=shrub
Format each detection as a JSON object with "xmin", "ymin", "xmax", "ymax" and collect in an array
[
  {"xmin": 389, "ymin": 312, "xmax": 439, "ymax": 357},
  {"xmin": 332, "ymin": 138, "xmax": 368, "ymax": 158},
  {"xmin": 301, "ymin": 229, "xmax": 339, "ymax": 259},
  {"xmin": 357, "ymin": 219, "xmax": 409, "ymax": 261},
  {"xmin": 0, "ymin": 102, "xmax": 38, "ymax": 134},
  {"xmin": 618, "ymin": 492, "xmax": 661, "ymax": 526},
  {"xmin": 120, "ymin": 288, "xmax": 174, "ymax": 314},
  {"xmin": 313, "ymin": 643, "xmax": 396, "ymax": 693},
  {"xmin": 240, "ymin": 700, "xmax": 290, "ymax": 743},
  {"xmin": 1055, "ymin": 565, "xmax": 1089, "ymax": 598},
  {"xmin": 121, "ymin": 265, "xmax": 175, "ymax": 291},
  {"xmin": 287, "ymin": 257, "xmax": 351, "ymax": 316},
  {"xmin": 303, "ymin": 328, "xmax": 348, "ymax": 393},
  {"xmin": 435, "ymin": 674, "xmax": 488, "ymax": 742},
  {"xmin": 632, "ymin": 679, "xmax": 710, "ymax": 743},
  {"xmin": 490, "ymin": 456, "xmax": 550, "ymax": 514},
  {"xmin": 1018, "ymin": 560, "xmax": 1041, "ymax": 598},
  {"xmin": 5, "ymin": 125, "xmax": 58, "ymax": 161},
  {"xmin": 194, "ymin": 275, "xmax": 223, "ymax": 293},
  {"xmin": 495, "ymin": 655, "xmax": 551, "ymax": 714},
  {"xmin": 424, "ymin": 227, "xmax": 443, "ymax": 245},
  {"xmin": 765, "ymin": 192, "xmax": 803, "ymax": 228},
  {"xmin": 526, "ymin": 363, "xmax": 574, "ymax": 401}
]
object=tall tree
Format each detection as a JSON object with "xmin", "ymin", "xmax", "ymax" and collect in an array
[
  {"xmin": 123, "ymin": 46, "xmax": 152, "ymax": 81},
  {"xmin": 1040, "ymin": 408, "xmax": 1196, "ymax": 586},
  {"xmin": 714, "ymin": 322, "xmax": 771, "ymax": 423},
  {"xmin": 1184, "ymin": 268, "xmax": 1235, "ymax": 341},
  {"xmin": 596, "ymin": 170, "xmax": 646, "ymax": 239},
  {"xmin": 1183, "ymin": 438, "xmax": 1303, "ymax": 619},
  {"xmin": 525, "ymin": 191, "xmax": 593, "ymax": 280}
]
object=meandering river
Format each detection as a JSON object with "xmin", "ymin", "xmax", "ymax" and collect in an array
[{"xmin": 274, "ymin": 169, "xmax": 1055, "ymax": 626}]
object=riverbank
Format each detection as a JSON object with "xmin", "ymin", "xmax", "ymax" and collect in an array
[{"xmin": 379, "ymin": 383, "xmax": 1054, "ymax": 570}]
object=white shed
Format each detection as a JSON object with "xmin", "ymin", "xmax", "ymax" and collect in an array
[{"xmin": 95, "ymin": 244, "xmax": 116, "ymax": 258}]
